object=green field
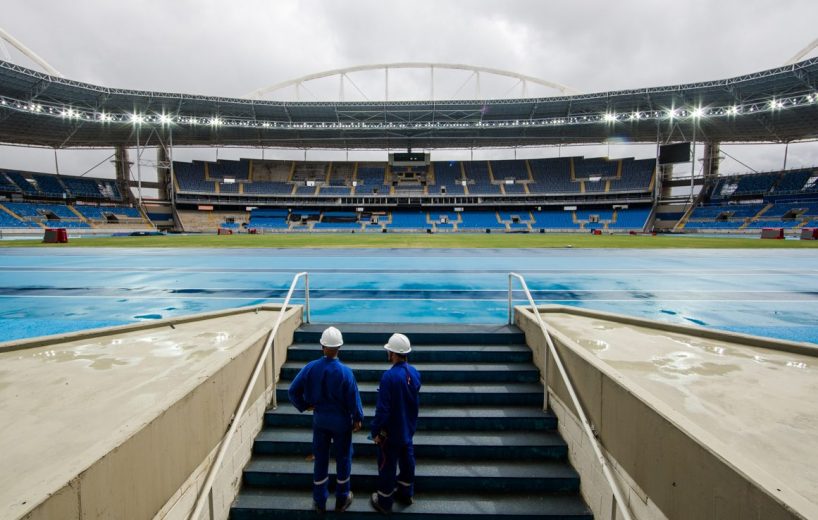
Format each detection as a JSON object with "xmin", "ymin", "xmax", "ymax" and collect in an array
[{"xmin": 2, "ymin": 233, "xmax": 818, "ymax": 248}]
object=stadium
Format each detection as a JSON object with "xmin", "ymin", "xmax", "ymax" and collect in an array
[{"xmin": 1, "ymin": 6, "xmax": 818, "ymax": 520}]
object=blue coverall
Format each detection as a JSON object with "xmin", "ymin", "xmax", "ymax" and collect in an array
[
  {"xmin": 370, "ymin": 361, "xmax": 422, "ymax": 510},
  {"xmin": 288, "ymin": 356, "xmax": 364, "ymax": 508}
]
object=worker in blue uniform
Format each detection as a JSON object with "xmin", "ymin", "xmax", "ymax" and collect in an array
[
  {"xmin": 288, "ymin": 326, "xmax": 364, "ymax": 513},
  {"xmin": 370, "ymin": 333, "xmax": 421, "ymax": 514}
]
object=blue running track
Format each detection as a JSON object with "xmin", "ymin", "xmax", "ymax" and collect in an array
[{"xmin": 0, "ymin": 247, "xmax": 817, "ymax": 344}]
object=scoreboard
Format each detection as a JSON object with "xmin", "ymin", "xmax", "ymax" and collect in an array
[{"xmin": 389, "ymin": 152, "xmax": 430, "ymax": 166}]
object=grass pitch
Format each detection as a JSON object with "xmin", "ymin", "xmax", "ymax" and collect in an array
[{"xmin": 2, "ymin": 232, "xmax": 818, "ymax": 248}]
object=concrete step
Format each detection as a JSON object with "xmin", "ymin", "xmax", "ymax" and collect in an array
[
  {"xmin": 253, "ymin": 428, "xmax": 568, "ymax": 461},
  {"xmin": 294, "ymin": 323, "xmax": 525, "ymax": 346},
  {"xmin": 265, "ymin": 405, "xmax": 557, "ymax": 431},
  {"xmin": 277, "ymin": 381, "xmax": 544, "ymax": 407},
  {"xmin": 232, "ymin": 488, "xmax": 593, "ymax": 519},
  {"xmin": 280, "ymin": 361, "xmax": 540, "ymax": 384},
  {"xmin": 242, "ymin": 455, "xmax": 580, "ymax": 494},
  {"xmin": 286, "ymin": 342, "xmax": 534, "ymax": 363}
]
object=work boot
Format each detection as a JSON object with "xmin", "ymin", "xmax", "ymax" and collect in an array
[
  {"xmin": 394, "ymin": 493, "xmax": 414, "ymax": 506},
  {"xmin": 313, "ymin": 501, "xmax": 326, "ymax": 514},
  {"xmin": 370, "ymin": 492, "xmax": 391, "ymax": 514},
  {"xmin": 335, "ymin": 491, "xmax": 354, "ymax": 512}
]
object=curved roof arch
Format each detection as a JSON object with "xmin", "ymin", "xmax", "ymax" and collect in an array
[
  {"xmin": 0, "ymin": 58, "xmax": 817, "ymax": 149},
  {"xmin": 244, "ymin": 62, "xmax": 580, "ymax": 100}
]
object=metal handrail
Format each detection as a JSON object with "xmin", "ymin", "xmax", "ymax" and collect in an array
[
  {"xmin": 508, "ymin": 272, "xmax": 633, "ymax": 520},
  {"xmin": 189, "ymin": 272, "xmax": 310, "ymax": 520}
]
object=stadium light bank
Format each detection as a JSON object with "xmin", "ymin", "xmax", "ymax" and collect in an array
[{"xmin": 0, "ymin": 93, "xmax": 816, "ymax": 132}]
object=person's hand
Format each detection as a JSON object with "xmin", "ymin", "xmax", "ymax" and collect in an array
[
  {"xmin": 306, "ymin": 405, "xmax": 314, "ymax": 411},
  {"xmin": 372, "ymin": 434, "xmax": 382, "ymax": 445},
  {"xmin": 352, "ymin": 421, "xmax": 362, "ymax": 432}
]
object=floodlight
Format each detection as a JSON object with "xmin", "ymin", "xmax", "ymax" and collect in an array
[
  {"xmin": 159, "ymin": 114, "xmax": 172, "ymax": 124},
  {"xmin": 603, "ymin": 113, "xmax": 617, "ymax": 122},
  {"xmin": 692, "ymin": 107, "xmax": 704, "ymax": 119}
]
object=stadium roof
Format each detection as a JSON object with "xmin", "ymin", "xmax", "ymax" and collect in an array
[{"xmin": 1, "ymin": 58, "xmax": 817, "ymax": 150}]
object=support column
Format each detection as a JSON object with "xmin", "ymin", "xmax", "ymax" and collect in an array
[
  {"xmin": 702, "ymin": 142, "xmax": 720, "ymax": 180},
  {"xmin": 157, "ymin": 146, "xmax": 171, "ymax": 201},
  {"xmin": 114, "ymin": 146, "xmax": 134, "ymax": 204}
]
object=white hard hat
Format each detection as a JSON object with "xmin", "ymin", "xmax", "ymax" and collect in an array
[
  {"xmin": 320, "ymin": 326, "xmax": 343, "ymax": 348},
  {"xmin": 384, "ymin": 333, "xmax": 411, "ymax": 354}
]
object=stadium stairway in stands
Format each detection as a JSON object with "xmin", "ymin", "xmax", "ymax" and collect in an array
[{"xmin": 231, "ymin": 324, "xmax": 592, "ymax": 519}]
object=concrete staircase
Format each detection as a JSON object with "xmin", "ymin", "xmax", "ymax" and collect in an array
[{"xmin": 231, "ymin": 324, "xmax": 592, "ymax": 519}]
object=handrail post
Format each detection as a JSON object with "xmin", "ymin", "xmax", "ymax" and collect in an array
[
  {"xmin": 305, "ymin": 273, "xmax": 311, "ymax": 324},
  {"xmin": 507, "ymin": 273, "xmax": 513, "ymax": 325}
]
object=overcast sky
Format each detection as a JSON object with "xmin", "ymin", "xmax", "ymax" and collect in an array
[{"xmin": 2, "ymin": 0, "xmax": 817, "ymax": 185}]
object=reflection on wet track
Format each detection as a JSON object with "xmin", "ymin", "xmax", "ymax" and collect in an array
[{"xmin": 1, "ymin": 247, "xmax": 817, "ymax": 343}]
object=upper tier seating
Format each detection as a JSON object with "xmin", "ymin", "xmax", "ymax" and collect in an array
[
  {"xmin": 573, "ymin": 158, "xmax": 618, "ymax": 179},
  {"xmin": 502, "ymin": 183, "xmax": 527, "ymax": 194},
  {"xmin": 243, "ymin": 182, "xmax": 293, "ymax": 195},
  {"xmin": 356, "ymin": 165, "xmax": 386, "ymax": 186},
  {"xmin": 610, "ymin": 159, "xmax": 654, "ymax": 192},
  {"xmin": 4, "ymin": 171, "xmax": 67, "ymax": 198},
  {"xmin": 209, "ymin": 160, "xmax": 250, "ymax": 180},
  {"xmin": 464, "ymin": 162, "xmax": 501, "ymax": 195},
  {"xmin": 490, "ymin": 160, "xmax": 529, "ymax": 181},
  {"xmin": 528, "ymin": 158, "xmax": 575, "ymax": 193},
  {"xmin": 0, "ymin": 172, "xmax": 22, "ymax": 194},
  {"xmin": 175, "ymin": 162, "xmax": 215, "ymax": 193},
  {"xmin": 773, "ymin": 169, "xmax": 812, "ymax": 193},
  {"xmin": 291, "ymin": 162, "xmax": 328, "ymax": 183}
]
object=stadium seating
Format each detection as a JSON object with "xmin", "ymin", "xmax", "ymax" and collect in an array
[
  {"xmin": 502, "ymin": 183, "xmax": 527, "ymax": 194},
  {"xmin": 291, "ymin": 162, "xmax": 328, "ymax": 183},
  {"xmin": 248, "ymin": 208, "xmax": 291, "ymax": 230},
  {"xmin": 531, "ymin": 209, "xmax": 576, "ymax": 229},
  {"xmin": 294, "ymin": 185, "xmax": 318, "ymax": 196},
  {"xmin": 389, "ymin": 211, "xmax": 428, "ymax": 229},
  {"xmin": 243, "ymin": 182, "xmax": 293, "ymax": 195},
  {"xmin": 528, "ymin": 158, "xmax": 576, "ymax": 193},
  {"xmin": 318, "ymin": 186, "xmax": 351, "ymax": 196},
  {"xmin": 459, "ymin": 210, "xmax": 505, "ymax": 229},
  {"xmin": 573, "ymin": 158, "xmax": 618, "ymax": 179},
  {"xmin": 174, "ymin": 162, "xmax": 216, "ymax": 193},
  {"xmin": 210, "ymin": 160, "xmax": 250, "ymax": 180},
  {"xmin": 0, "ymin": 172, "xmax": 22, "ymax": 194},
  {"xmin": 218, "ymin": 182, "xmax": 241, "ymax": 194},
  {"xmin": 773, "ymin": 169, "xmax": 812, "ymax": 193},
  {"xmin": 610, "ymin": 208, "xmax": 650, "ymax": 229},
  {"xmin": 74, "ymin": 205, "xmax": 142, "ymax": 221},
  {"xmin": 356, "ymin": 165, "xmax": 386, "ymax": 186},
  {"xmin": 490, "ymin": 160, "xmax": 529, "ymax": 181},
  {"xmin": 0, "ymin": 208, "xmax": 38, "ymax": 228},
  {"xmin": 610, "ymin": 159, "xmax": 654, "ymax": 192}
]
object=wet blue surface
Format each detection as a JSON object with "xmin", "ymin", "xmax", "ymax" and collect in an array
[{"xmin": 1, "ymin": 247, "xmax": 817, "ymax": 344}]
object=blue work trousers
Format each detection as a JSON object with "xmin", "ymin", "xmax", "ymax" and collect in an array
[
  {"xmin": 374, "ymin": 440, "xmax": 415, "ymax": 510},
  {"xmin": 312, "ymin": 426, "xmax": 353, "ymax": 507}
]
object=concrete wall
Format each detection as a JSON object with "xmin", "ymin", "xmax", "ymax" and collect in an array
[
  {"xmin": 19, "ymin": 305, "xmax": 301, "ymax": 520},
  {"xmin": 515, "ymin": 306, "xmax": 806, "ymax": 520}
]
